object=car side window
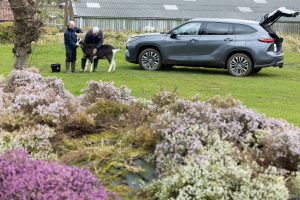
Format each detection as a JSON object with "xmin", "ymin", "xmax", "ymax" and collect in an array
[
  {"xmin": 234, "ymin": 24, "xmax": 257, "ymax": 34},
  {"xmin": 205, "ymin": 22, "xmax": 231, "ymax": 35},
  {"xmin": 175, "ymin": 22, "xmax": 202, "ymax": 35}
]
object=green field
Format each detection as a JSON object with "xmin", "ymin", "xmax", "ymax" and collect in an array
[{"xmin": 1, "ymin": 43, "xmax": 300, "ymax": 126}]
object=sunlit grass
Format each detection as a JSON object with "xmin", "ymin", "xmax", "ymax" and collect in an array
[{"xmin": 1, "ymin": 43, "xmax": 300, "ymax": 126}]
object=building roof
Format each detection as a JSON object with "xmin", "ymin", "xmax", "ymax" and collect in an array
[
  {"xmin": 73, "ymin": 0, "xmax": 300, "ymax": 22},
  {"xmin": 0, "ymin": 0, "xmax": 13, "ymax": 22},
  {"xmin": 189, "ymin": 18, "xmax": 260, "ymax": 24}
]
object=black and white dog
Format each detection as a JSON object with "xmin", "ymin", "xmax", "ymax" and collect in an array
[{"xmin": 77, "ymin": 38, "xmax": 120, "ymax": 73}]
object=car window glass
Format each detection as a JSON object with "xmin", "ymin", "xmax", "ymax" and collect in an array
[
  {"xmin": 205, "ymin": 22, "xmax": 231, "ymax": 35},
  {"xmin": 235, "ymin": 24, "xmax": 257, "ymax": 34},
  {"xmin": 175, "ymin": 23, "xmax": 201, "ymax": 35}
]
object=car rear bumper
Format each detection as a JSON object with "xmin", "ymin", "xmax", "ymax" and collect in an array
[
  {"xmin": 274, "ymin": 59, "xmax": 284, "ymax": 68},
  {"xmin": 255, "ymin": 52, "xmax": 284, "ymax": 68}
]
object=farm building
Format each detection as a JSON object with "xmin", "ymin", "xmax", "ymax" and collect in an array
[
  {"xmin": 70, "ymin": 0, "xmax": 300, "ymax": 34},
  {"xmin": 0, "ymin": 0, "xmax": 13, "ymax": 22}
]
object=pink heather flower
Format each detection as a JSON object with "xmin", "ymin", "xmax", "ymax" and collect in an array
[{"xmin": 0, "ymin": 150, "xmax": 108, "ymax": 200}]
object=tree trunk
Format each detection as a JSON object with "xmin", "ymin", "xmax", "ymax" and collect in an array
[
  {"xmin": 13, "ymin": 46, "xmax": 31, "ymax": 70},
  {"xmin": 8, "ymin": 0, "xmax": 43, "ymax": 70}
]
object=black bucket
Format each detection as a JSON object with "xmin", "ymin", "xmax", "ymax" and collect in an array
[{"xmin": 51, "ymin": 64, "xmax": 61, "ymax": 73}]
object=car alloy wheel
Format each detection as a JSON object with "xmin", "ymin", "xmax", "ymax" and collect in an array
[
  {"xmin": 227, "ymin": 53, "xmax": 253, "ymax": 77},
  {"xmin": 139, "ymin": 48, "xmax": 162, "ymax": 71}
]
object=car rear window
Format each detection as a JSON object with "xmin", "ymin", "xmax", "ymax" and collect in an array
[
  {"xmin": 234, "ymin": 24, "xmax": 257, "ymax": 34},
  {"xmin": 205, "ymin": 22, "xmax": 232, "ymax": 35}
]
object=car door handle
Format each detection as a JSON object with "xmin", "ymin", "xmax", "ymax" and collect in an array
[
  {"xmin": 224, "ymin": 38, "xmax": 234, "ymax": 41},
  {"xmin": 189, "ymin": 39, "xmax": 199, "ymax": 42}
]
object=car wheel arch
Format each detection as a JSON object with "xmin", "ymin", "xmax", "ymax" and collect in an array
[{"xmin": 225, "ymin": 50, "xmax": 255, "ymax": 68}]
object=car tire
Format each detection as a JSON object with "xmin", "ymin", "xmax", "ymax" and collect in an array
[
  {"xmin": 252, "ymin": 67, "xmax": 262, "ymax": 74},
  {"xmin": 227, "ymin": 53, "xmax": 253, "ymax": 77},
  {"xmin": 139, "ymin": 48, "xmax": 162, "ymax": 71}
]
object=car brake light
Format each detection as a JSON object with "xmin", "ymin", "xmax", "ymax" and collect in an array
[{"xmin": 258, "ymin": 38, "xmax": 275, "ymax": 43}]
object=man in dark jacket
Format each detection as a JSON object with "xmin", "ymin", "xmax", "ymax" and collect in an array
[
  {"xmin": 64, "ymin": 21, "xmax": 83, "ymax": 73},
  {"xmin": 80, "ymin": 27, "xmax": 104, "ymax": 72}
]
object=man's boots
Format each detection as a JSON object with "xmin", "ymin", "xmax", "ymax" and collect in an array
[
  {"xmin": 71, "ymin": 61, "xmax": 76, "ymax": 73},
  {"xmin": 93, "ymin": 59, "xmax": 99, "ymax": 72},
  {"xmin": 80, "ymin": 58, "xmax": 87, "ymax": 72},
  {"xmin": 66, "ymin": 62, "xmax": 71, "ymax": 73}
]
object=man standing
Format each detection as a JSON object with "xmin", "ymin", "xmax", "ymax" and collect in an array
[
  {"xmin": 80, "ymin": 27, "xmax": 104, "ymax": 72},
  {"xmin": 64, "ymin": 21, "xmax": 83, "ymax": 73}
]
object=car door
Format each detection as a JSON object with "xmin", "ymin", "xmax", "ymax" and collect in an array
[
  {"xmin": 196, "ymin": 22, "xmax": 235, "ymax": 66},
  {"xmin": 163, "ymin": 22, "xmax": 202, "ymax": 63}
]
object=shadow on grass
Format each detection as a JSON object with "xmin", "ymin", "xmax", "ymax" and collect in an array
[{"xmin": 127, "ymin": 65, "xmax": 280, "ymax": 78}]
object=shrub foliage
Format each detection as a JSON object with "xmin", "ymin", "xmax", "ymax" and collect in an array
[
  {"xmin": 0, "ymin": 150, "xmax": 108, "ymax": 200},
  {"xmin": 0, "ymin": 22, "xmax": 14, "ymax": 43},
  {"xmin": 1, "ymin": 69, "xmax": 300, "ymax": 199}
]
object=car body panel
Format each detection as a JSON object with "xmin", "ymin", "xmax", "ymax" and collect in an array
[{"xmin": 125, "ymin": 18, "xmax": 287, "ymax": 70}]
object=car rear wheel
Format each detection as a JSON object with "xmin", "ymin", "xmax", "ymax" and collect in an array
[
  {"xmin": 227, "ymin": 53, "xmax": 253, "ymax": 77},
  {"xmin": 139, "ymin": 48, "xmax": 162, "ymax": 71},
  {"xmin": 252, "ymin": 67, "xmax": 262, "ymax": 74}
]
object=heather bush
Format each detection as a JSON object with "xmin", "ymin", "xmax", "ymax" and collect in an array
[
  {"xmin": 0, "ymin": 69, "xmax": 75, "ymax": 128},
  {"xmin": 85, "ymin": 100, "xmax": 129, "ymax": 128},
  {"xmin": 63, "ymin": 100, "xmax": 130, "ymax": 136},
  {"xmin": 151, "ymin": 91, "xmax": 300, "ymax": 172},
  {"xmin": 259, "ymin": 128, "xmax": 300, "ymax": 171},
  {"xmin": 2, "ymin": 70, "xmax": 300, "ymax": 199},
  {"xmin": 146, "ymin": 162, "xmax": 289, "ymax": 200},
  {"xmin": 145, "ymin": 133, "xmax": 289, "ymax": 200},
  {"xmin": 63, "ymin": 111, "xmax": 97, "ymax": 136},
  {"xmin": 0, "ymin": 150, "xmax": 108, "ymax": 200},
  {"xmin": 289, "ymin": 173, "xmax": 300, "ymax": 198},
  {"xmin": 0, "ymin": 125, "xmax": 56, "ymax": 160},
  {"xmin": 79, "ymin": 81, "xmax": 134, "ymax": 106}
]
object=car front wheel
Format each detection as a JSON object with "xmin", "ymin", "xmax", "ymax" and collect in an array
[
  {"xmin": 227, "ymin": 53, "xmax": 253, "ymax": 77},
  {"xmin": 139, "ymin": 48, "xmax": 162, "ymax": 71}
]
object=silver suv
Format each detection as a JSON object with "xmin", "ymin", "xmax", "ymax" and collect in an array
[{"xmin": 125, "ymin": 9, "xmax": 298, "ymax": 76}]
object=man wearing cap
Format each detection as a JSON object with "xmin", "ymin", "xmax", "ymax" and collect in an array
[
  {"xmin": 64, "ymin": 21, "xmax": 83, "ymax": 73},
  {"xmin": 80, "ymin": 27, "xmax": 104, "ymax": 72}
]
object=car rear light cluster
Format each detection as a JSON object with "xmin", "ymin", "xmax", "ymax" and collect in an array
[{"xmin": 258, "ymin": 38, "xmax": 276, "ymax": 43}]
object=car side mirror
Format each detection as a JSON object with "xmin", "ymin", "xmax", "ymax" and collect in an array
[{"xmin": 170, "ymin": 30, "xmax": 178, "ymax": 39}]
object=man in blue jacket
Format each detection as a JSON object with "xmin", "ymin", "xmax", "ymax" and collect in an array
[
  {"xmin": 64, "ymin": 21, "xmax": 83, "ymax": 73},
  {"xmin": 80, "ymin": 27, "xmax": 104, "ymax": 72}
]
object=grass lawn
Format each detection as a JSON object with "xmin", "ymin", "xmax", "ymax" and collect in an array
[{"xmin": 1, "ymin": 43, "xmax": 300, "ymax": 126}]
